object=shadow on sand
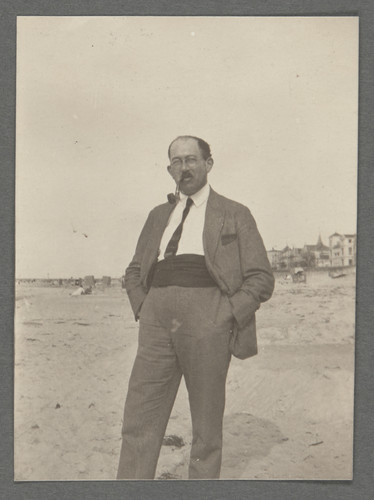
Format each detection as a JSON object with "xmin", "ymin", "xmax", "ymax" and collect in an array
[
  {"xmin": 221, "ymin": 412, "xmax": 286, "ymax": 479},
  {"xmin": 163, "ymin": 412, "xmax": 285, "ymax": 480}
]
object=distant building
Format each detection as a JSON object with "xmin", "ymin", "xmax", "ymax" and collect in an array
[
  {"xmin": 302, "ymin": 235, "xmax": 330, "ymax": 268},
  {"xmin": 267, "ymin": 248, "xmax": 282, "ymax": 269},
  {"xmin": 277, "ymin": 246, "xmax": 303, "ymax": 270},
  {"xmin": 329, "ymin": 233, "xmax": 356, "ymax": 267}
]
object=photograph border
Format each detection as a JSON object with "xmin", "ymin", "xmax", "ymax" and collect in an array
[{"xmin": 2, "ymin": 1, "xmax": 373, "ymax": 499}]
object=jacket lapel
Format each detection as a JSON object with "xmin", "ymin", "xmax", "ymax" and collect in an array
[
  {"xmin": 203, "ymin": 188, "xmax": 225, "ymax": 263},
  {"xmin": 152, "ymin": 202, "xmax": 175, "ymax": 257}
]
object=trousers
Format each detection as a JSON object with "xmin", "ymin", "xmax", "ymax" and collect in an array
[{"xmin": 116, "ymin": 285, "xmax": 233, "ymax": 479}]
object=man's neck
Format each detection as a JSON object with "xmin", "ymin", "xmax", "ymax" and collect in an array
[{"xmin": 180, "ymin": 183, "xmax": 210, "ymax": 207}]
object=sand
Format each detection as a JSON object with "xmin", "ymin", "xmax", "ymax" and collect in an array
[{"xmin": 14, "ymin": 271, "xmax": 355, "ymax": 481}]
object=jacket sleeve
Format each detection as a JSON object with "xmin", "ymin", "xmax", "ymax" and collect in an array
[
  {"xmin": 228, "ymin": 207, "xmax": 274, "ymax": 329},
  {"xmin": 124, "ymin": 210, "xmax": 155, "ymax": 321}
]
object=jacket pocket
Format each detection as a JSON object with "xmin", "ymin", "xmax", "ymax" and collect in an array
[
  {"xmin": 229, "ymin": 316, "xmax": 258, "ymax": 360},
  {"xmin": 221, "ymin": 233, "xmax": 237, "ymax": 245}
]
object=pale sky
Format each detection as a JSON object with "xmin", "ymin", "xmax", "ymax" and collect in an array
[{"xmin": 16, "ymin": 16, "xmax": 358, "ymax": 279}]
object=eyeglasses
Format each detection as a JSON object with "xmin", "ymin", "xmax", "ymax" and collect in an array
[{"xmin": 170, "ymin": 156, "xmax": 201, "ymax": 168}]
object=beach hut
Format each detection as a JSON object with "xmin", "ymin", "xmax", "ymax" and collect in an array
[
  {"xmin": 102, "ymin": 276, "xmax": 111, "ymax": 287},
  {"xmin": 83, "ymin": 275, "xmax": 95, "ymax": 288}
]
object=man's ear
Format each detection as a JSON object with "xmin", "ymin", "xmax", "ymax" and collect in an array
[
  {"xmin": 206, "ymin": 157, "xmax": 214, "ymax": 174},
  {"xmin": 167, "ymin": 164, "xmax": 172, "ymax": 176}
]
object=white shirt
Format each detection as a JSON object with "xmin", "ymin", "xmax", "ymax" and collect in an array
[{"xmin": 158, "ymin": 183, "xmax": 210, "ymax": 259}]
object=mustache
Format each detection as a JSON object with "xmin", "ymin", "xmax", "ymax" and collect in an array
[
  {"xmin": 180, "ymin": 171, "xmax": 193, "ymax": 180},
  {"xmin": 171, "ymin": 170, "xmax": 193, "ymax": 183}
]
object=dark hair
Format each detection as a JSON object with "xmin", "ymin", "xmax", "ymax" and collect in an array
[{"xmin": 168, "ymin": 136, "xmax": 212, "ymax": 160}]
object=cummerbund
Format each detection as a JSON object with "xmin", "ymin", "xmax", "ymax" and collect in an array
[{"xmin": 151, "ymin": 254, "xmax": 217, "ymax": 288}]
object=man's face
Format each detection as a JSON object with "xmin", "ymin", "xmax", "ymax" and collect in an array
[{"xmin": 168, "ymin": 138, "xmax": 213, "ymax": 196}]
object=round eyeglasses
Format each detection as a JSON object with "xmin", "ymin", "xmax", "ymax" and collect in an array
[{"xmin": 170, "ymin": 156, "xmax": 200, "ymax": 168}]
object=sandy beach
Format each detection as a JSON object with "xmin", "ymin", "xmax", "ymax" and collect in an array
[{"xmin": 14, "ymin": 271, "xmax": 355, "ymax": 481}]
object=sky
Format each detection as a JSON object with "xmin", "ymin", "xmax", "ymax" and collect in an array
[{"xmin": 16, "ymin": 16, "xmax": 358, "ymax": 279}]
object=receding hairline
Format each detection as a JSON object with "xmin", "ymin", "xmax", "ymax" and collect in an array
[{"xmin": 168, "ymin": 136, "xmax": 212, "ymax": 160}]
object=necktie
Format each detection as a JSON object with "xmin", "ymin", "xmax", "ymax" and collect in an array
[{"xmin": 164, "ymin": 197, "xmax": 193, "ymax": 259}]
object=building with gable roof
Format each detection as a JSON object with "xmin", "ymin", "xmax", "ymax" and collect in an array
[
  {"xmin": 302, "ymin": 235, "xmax": 330, "ymax": 267},
  {"xmin": 329, "ymin": 233, "xmax": 356, "ymax": 267}
]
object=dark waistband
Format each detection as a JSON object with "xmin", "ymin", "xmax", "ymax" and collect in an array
[{"xmin": 151, "ymin": 254, "xmax": 217, "ymax": 288}]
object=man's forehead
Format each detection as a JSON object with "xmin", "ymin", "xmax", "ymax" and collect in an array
[{"xmin": 169, "ymin": 138, "xmax": 200, "ymax": 157}]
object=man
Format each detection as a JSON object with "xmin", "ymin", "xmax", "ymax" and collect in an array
[{"xmin": 117, "ymin": 136, "xmax": 274, "ymax": 479}]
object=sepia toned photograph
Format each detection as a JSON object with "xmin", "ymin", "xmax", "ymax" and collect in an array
[{"xmin": 15, "ymin": 16, "xmax": 358, "ymax": 481}]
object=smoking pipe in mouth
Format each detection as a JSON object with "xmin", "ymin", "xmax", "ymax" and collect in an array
[
  {"xmin": 167, "ymin": 170, "xmax": 192, "ymax": 203},
  {"xmin": 167, "ymin": 179, "xmax": 181, "ymax": 204}
]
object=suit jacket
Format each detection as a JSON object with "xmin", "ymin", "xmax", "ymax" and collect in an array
[{"xmin": 125, "ymin": 188, "xmax": 274, "ymax": 359}]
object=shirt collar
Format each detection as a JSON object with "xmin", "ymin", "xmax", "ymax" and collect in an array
[{"xmin": 179, "ymin": 183, "xmax": 210, "ymax": 207}]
